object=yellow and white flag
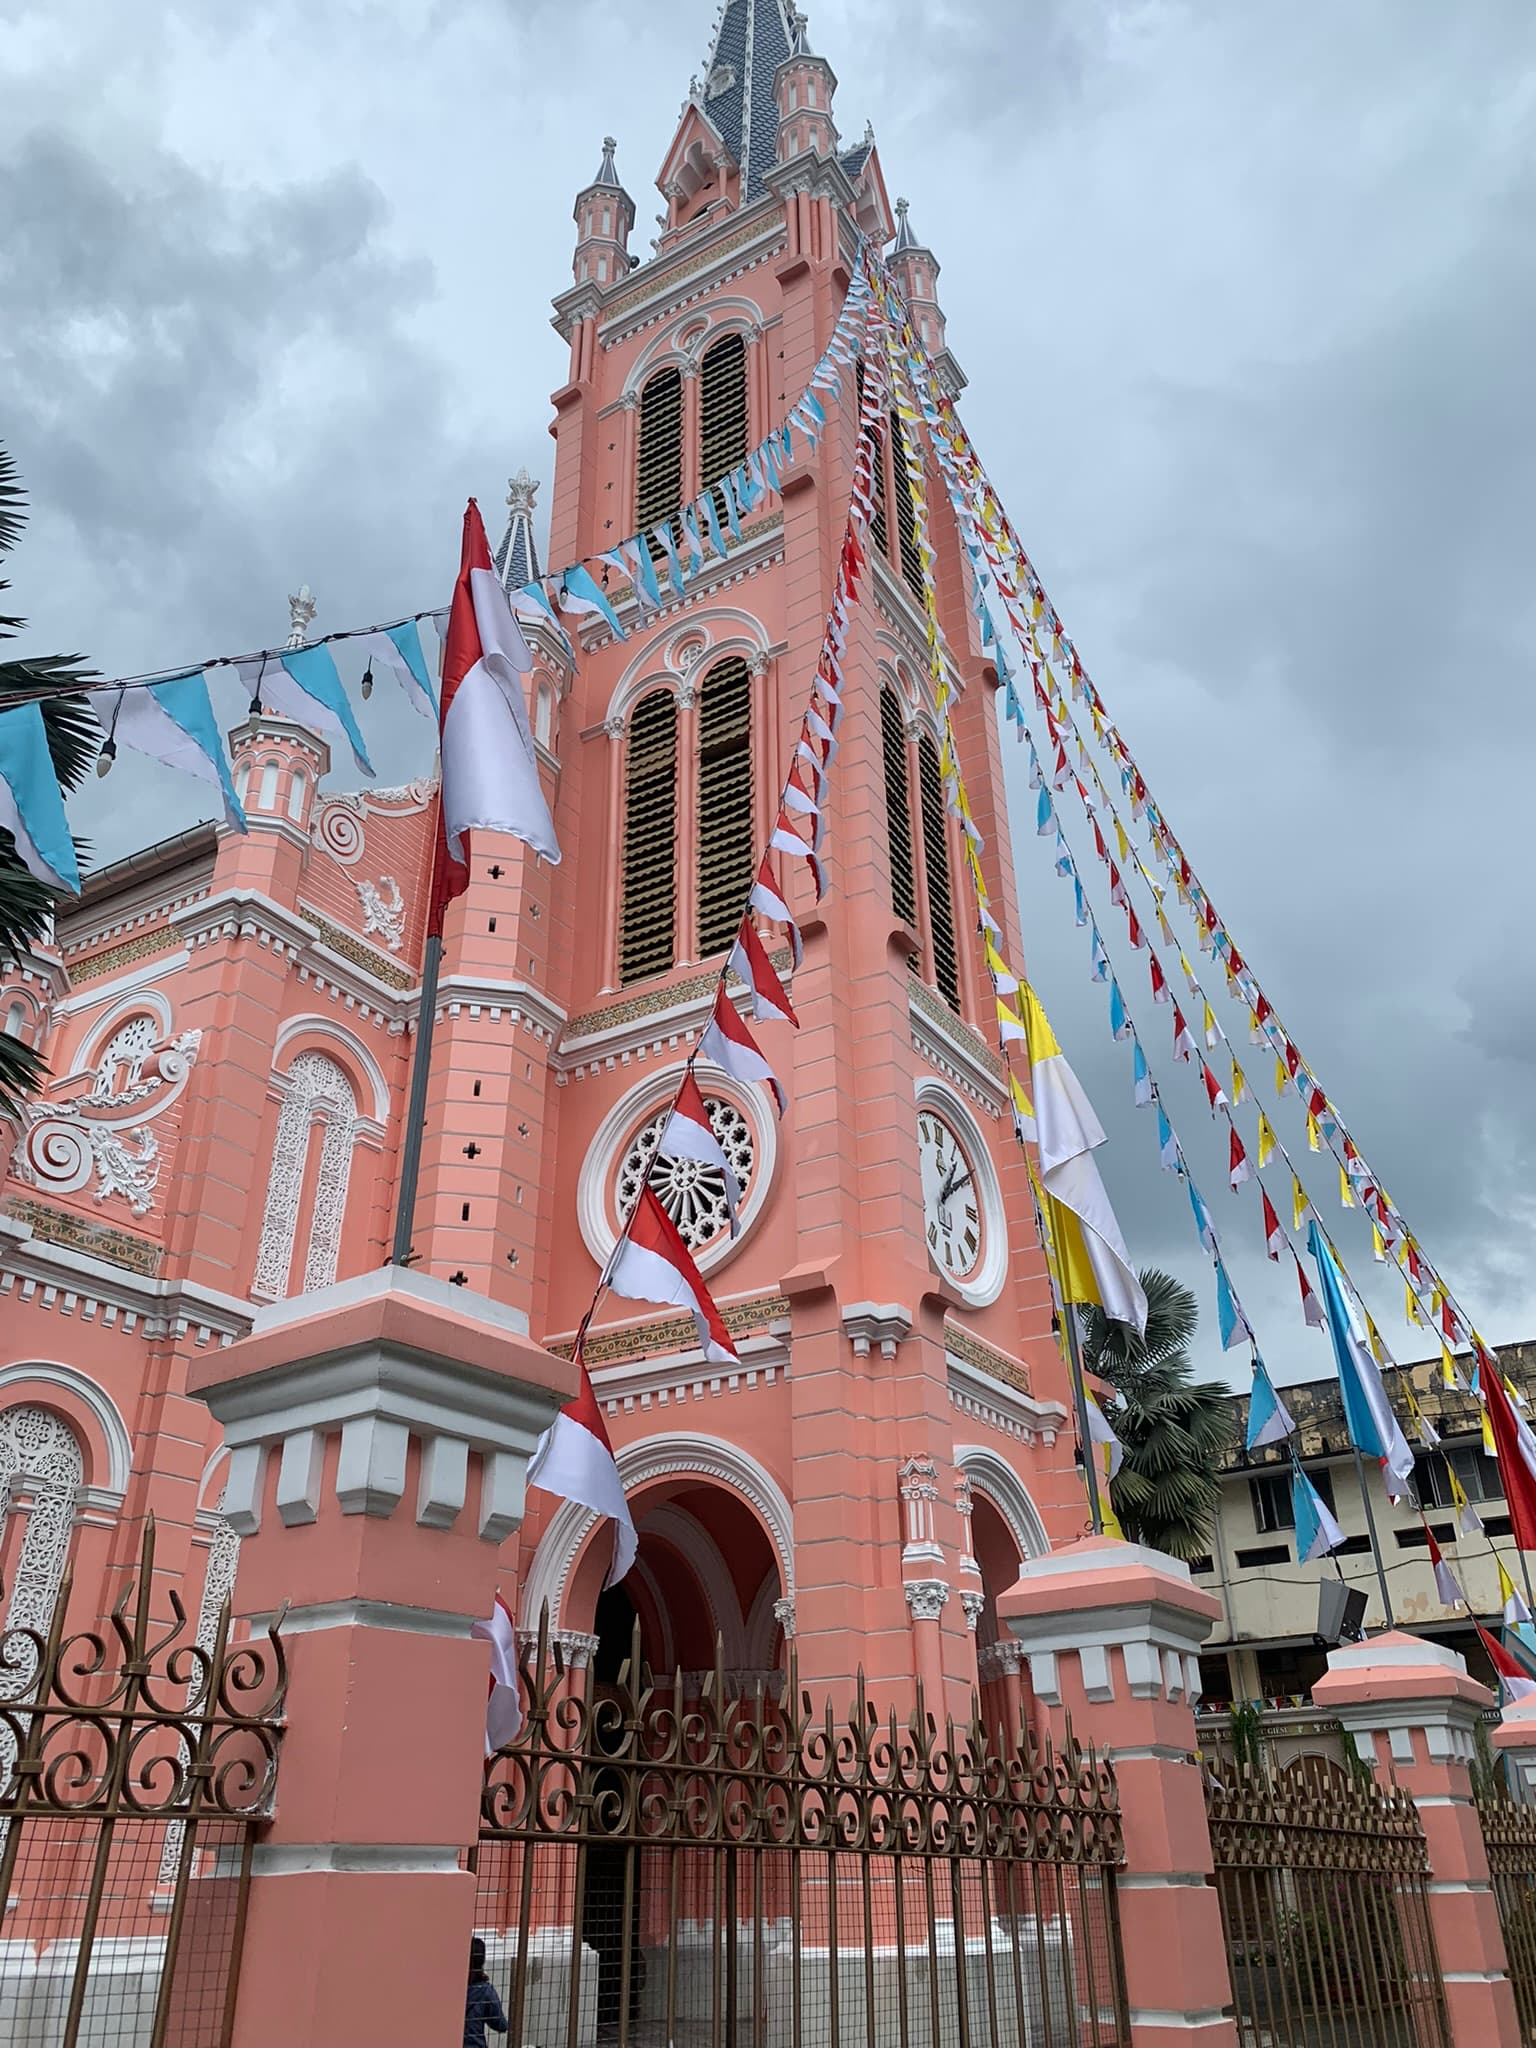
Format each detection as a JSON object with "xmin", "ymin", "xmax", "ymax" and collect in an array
[{"xmin": 1022, "ymin": 982, "xmax": 1147, "ymax": 1334}]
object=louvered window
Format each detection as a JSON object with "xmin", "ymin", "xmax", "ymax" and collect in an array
[
  {"xmin": 700, "ymin": 334, "xmax": 749, "ymax": 531},
  {"xmin": 696, "ymin": 656, "xmax": 754, "ymax": 958},
  {"xmin": 891, "ymin": 411, "xmax": 924, "ymax": 602},
  {"xmin": 857, "ymin": 364, "xmax": 888, "ymax": 561},
  {"xmin": 636, "ymin": 367, "xmax": 684, "ymax": 561},
  {"xmin": 917, "ymin": 734, "xmax": 961, "ymax": 1012},
  {"xmin": 620, "ymin": 690, "xmax": 678, "ymax": 984},
  {"xmin": 880, "ymin": 687, "xmax": 917, "ymax": 928}
]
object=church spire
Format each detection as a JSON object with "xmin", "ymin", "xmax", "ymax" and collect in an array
[
  {"xmin": 494, "ymin": 470, "xmax": 542, "ymax": 597},
  {"xmin": 696, "ymin": 0, "xmax": 797, "ymax": 200}
]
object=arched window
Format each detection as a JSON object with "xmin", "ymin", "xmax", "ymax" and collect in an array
[
  {"xmin": 3, "ymin": 1001, "xmax": 26, "ymax": 1040},
  {"xmin": 700, "ymin": 333, "xmax": 748, "ymax": 528},
  {"xmin": 534, "ymin": 682, "xmax": 554, "ymax": 750},
  {"xmin": 856, "ymin": 364, "xmax": 888, "ymax": 561},
  {"xmin": 234, "ymin": 762, "xmax": 251, "ymax": 809},
  {"xmin": 636, "ymin": 367, "xmax": 685, "ymax": 558},
  {"xmin": 0, "ymin": 1407, "xmax": 83, "ymax": 1653},
  {"xmin": 619, "ymin": 691, "xmax": 679, "ymax": 985},
  {"xmin": 253, "ymin": 1051, "xmax": 359, "ymax": 1299},
  {"xmin": 890, "ymin": 411, "xmax": 924, "ymax": 602},
  {"xmin": 287, "ymin": 767, "xmax": 307, "ymax": 821},
  {"xmin": 880, "ymin": 687, "xmax": 917, "ymax": 928},
  {"xmin": 916, "ymin": 734, "xmax": 960, "ymax": 1012},
  {"xmin": 696, "ymin": 657, "xmax": 754, "ymax": 958},
  {"xmin": 257, "ymin": 761, "xmax": 279, "ymax": 811}
]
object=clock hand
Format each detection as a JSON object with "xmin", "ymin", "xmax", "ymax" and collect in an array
[{"xmin": 948, "ymin": 1168, "xmax": 974, "ymax": 1197}]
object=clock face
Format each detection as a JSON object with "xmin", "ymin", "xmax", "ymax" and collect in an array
[{"xmin": 918, "ymin": 1109, "xmax": 983, "ymax": 1282}]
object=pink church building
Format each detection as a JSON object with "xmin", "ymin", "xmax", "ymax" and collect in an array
[{"xmin": 0, "ymin": 0, "xmax": 1090, "ymax": 1751}]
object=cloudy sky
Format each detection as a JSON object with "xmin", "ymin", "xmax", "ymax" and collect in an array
[{"xmin": 4, "ymin": 1, "xmax": 1534, "ymax": 1384}]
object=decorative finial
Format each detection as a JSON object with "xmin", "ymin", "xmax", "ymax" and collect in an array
[
  {"xmin": 864, "ymin": 119, "xmax": 875, "ymax": 146},
  {"xmin": 506, "ymin": 468, "xmax": 538, "ymax": 517},
  {"xmin": 286, "ymin": 584, "xmax": 317, "ymax": 649},
  {"xmin": 896, "ymin": 196, "xmax": 908, "ymax": 219}
]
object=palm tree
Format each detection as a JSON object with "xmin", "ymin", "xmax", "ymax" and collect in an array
[
  {"xmin": 1079, "ymin": 1267, "xmax": 1234, "ymax": 1560},
  {"xmin": 0, "ymin": 445, "xmax": 98, "ymax": 1119}
]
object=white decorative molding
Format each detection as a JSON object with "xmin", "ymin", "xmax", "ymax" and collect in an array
[
  {"xmin": 772, "ymin": 1595, "xmax": 796, "ymax": 1641},
  {"xmin": 600, "ymin": 607, "xmax": 776, "ymax": 736},
  {"xmin": 953, "ymin": 1445, "xmax": 1051, "ymax": 1563},
  {"xmin": 912, "ymin": 1078, "xmax": 1007, "ymax": 1308},
  {"xmin": 954, "ymin": 1469, "xmax": 980, "ymax": 1578},
  {"xmin": 271, "ymin": 1016, "xmax": 391, "ymax": 1123},
  {"xmin": 355, "ymin": 878, "xmax": 406, "ymax": 953},
  {"xmin": 520, "ymin": 1431, "xmax": 795, "ymax": 1634},
  {"xmin": 0, "ymin": 1363, "xmax": 132, "ymax": 1498},
  {"xmin": 960, "ymin": 1590, "xmax": 986, "ymax": 1633},
  {"xmin": 517, "ymin": 1627, "xmax": 599, "ymax": 1672},
  {"xmin": 0, "ymin": 1408, "xmax": 84, "ymax": 1701},
  {"xmin": 898, "ymin": 1454, "xmax": 943, "ymax": 1568},
  {"xmin": 903, "ymin": 1578, "xmax": 950, "ymax": 1624},
  {"xmin": 841, "ymin": 1304, "xmax": 911, "ymax": 1361},
  {"xmin": 577, "ymin": 1061, "xmax": 775, "ymax": 1279}
]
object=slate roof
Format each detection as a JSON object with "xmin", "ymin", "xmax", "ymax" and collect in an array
[
  {"xmin": 494, "ymin": 470, "xmax": 541, "ymax": 596},
  {"xmin": 699, "ymin": 0, "xmax": 796, "ymax": 201}
]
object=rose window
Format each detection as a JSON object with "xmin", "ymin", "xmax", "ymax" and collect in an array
[{"xmin": 616, "ymin": 1096, "xmax": 755, "ymax": 1252}]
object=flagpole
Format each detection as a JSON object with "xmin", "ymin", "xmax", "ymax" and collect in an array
[
  {"xmin": 391, "ymin": 931, "xmax": 442, "ymax": 1267},
  {"xmin": 1063, "ymin": 1306, "xmax": 1105, "ymax": 1538},
  {"xmin": 1348, "ymin": 1443, "xmax": 1394, "ymax": 1628}
]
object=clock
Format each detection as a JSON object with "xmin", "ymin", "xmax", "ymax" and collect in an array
[{"xmin": 918, "ymin": 1108, "xmax": 984, "ymax": 1283}]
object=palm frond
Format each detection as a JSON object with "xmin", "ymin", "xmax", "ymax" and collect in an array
[
  {"xmin": 0, "ymin": 446, "xmax": 24, "ymax": 561},
  {"xmin": 0, "ymin": 1029, "xmax": 47, "ymax": 1124},
  {"xmin": 0, "ymin": 662, "xmax": 101, "ymax": 791},
  {"xmin": 0, "ymin": 842, "xmax": 59, "ymax": 959}
]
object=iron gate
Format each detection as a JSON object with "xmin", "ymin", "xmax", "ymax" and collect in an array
[
  {"xmin": 1477, "ymin": 1787, "xmax": 1536, "ymax": 2042},
  {"xmin": 0, "ymin": 1520, "xmax": 285, "ymax": 2047},
  {"xmin": 477, "ymin": 1619, "xmax": 1130, "ymax": 2048},
  {"xmin": 1205, "ymin": 1746, "xmax": 1449, "ymax": 2048}
]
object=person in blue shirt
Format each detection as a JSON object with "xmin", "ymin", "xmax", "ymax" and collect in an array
[{"xmin": 465, "ymin": 1937, "xmax": 508, "ymax": 2047}]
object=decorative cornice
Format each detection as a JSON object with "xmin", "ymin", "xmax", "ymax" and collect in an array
[
  {"xmin": 945, "ymin": 1324, "xmax": 1029, "ymax": 1397},
  {"xmin": 558, "ymin": 950, "xmax": 789, "ymax": 1074},
  {"xmin": 4, "ymin": 1198, "xmax": 161, "ymax": 1276},
  {"xmin": 299, "ymin": 907, "xmax": 414, "ymax": 992},
  {"xmin": 600, "ymin": 211, "xmax": 783, "ymax": 333},
  {"xmin": 548, "ymin": 1292, "xmax": 789, "ymax": 1367},
  {"xmin": 908, "ymin": 980, "xmax": 1004, "ymax": 1093},
  {"xmin": 436, "ymin": 976, "xmax": 566, "ymax": 1049},
  {"xmin": 0, "ymin": 1211, "xmax": 252, "ymax": 1346},
  {"xmin": 66, "ymin": 930, "xmax": 178, "ymax": 986}
]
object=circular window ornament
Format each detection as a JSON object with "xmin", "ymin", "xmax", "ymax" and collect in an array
[
  {"xmin": 577, "ymin": 1065, "xmax": 776, "ymax": 1278},
  {"xmin": 616, "ymin": 1096, "xmax": 754, "ymax": 1255}
]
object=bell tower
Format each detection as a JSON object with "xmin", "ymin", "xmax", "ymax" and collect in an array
[{"xmin": 513, "ymin": 0, "xmax": 1076, "ymax": 1721}]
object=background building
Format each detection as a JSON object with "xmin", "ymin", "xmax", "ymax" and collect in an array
[{"xmin": 1194, "ymin": 1339, "xmax": 1536, "ymax": 1705}]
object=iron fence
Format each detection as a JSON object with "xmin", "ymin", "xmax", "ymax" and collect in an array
[
  {"xmin": 0, "ymin": 1520, "xmax": 285, "ymax": 2047},
  {"xmin": 1477, "ymin": 1790, "xmax": 1536, "ymax": 2042},
  {"xmin": 1205, "ymin": 1750, "xmax": 1449, "ymax": 2048},
  {"xmin": 477, "ymin": 1619, "xmax": 1130, "ymax": 2048}
]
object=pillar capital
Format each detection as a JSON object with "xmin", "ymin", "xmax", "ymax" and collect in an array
[
  {"xmin": 1312, "ymin": 1628, "xmax": 1494, "ymax": 1766},
  {"xmin": 1491, "ymin": 1692, "xmax": 1536, "ymax": 1801}
]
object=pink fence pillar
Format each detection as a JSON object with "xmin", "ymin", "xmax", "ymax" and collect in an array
[
  {"xmin": 1491, "ymin": 1691, "xmax": 1536, "ymax": 1796},
  {"xmin": 188, "ymin": 1267, "xmax": 577, "ymax": 2048},
  {"xmin": 997, "ymin": 1535, "xmax": 1236, "ymax": 2048},
  {"xmin": 1314, "ymin": 1631, "xmax": 1520, "ymax": 2048}
]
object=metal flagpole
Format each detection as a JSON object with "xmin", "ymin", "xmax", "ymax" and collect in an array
[
  {"xmin": 1064, "ymin": 1307, "xmax": 1105, "ymax": 1538},
  {"xmin": 1349, "ymin": 1443, "xmax": 1395, "ymax": 1629},
  {"xmin": 391, "ymin": 933, "xmax": 442, "ymax": 1267}
]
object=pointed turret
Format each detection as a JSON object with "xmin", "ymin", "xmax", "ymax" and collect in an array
[
  {"xmin": 889, "ymin": 198, "xmax": 950, "ymax": 362},
  {"xmin": 773, "ymin": 8, "xmax": 838, "ymax": 167},
  {"xmin": 692, "ymin": 0, "xmax": 796, "ymax": 201},
  {"xmin": 572, "ymin": 135, "xmax": 635, "ymax": 291},
  {"xmin": 494, "ymin": 470, "xmax": 542, "ymax": 598}
]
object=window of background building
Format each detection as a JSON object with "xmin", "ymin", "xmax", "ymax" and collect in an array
[
  {"xmin": 1414, "ymin": 1443, "xmax": 1501, "ymax": 1509},
  {"xmin": 1250, "ymin": 1466, "xmax": 1335, "ymax": 1534}
]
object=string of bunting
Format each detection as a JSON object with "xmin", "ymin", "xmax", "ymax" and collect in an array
[
  {"xmin": 868, "ymin": 232, "xmax": 1536, "ymax": 1589},
  {"xmin": 0, "ymin": 277, "xmax": 873, "ymax": 896},
  {"xmin": 556, "ymin": 288, "xmax": 887, "ymax": 1415}
]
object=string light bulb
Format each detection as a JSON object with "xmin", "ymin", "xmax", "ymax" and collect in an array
[
  {"xmin": 360, "ymin": 663, "xmax": 374, "ymax": 700},
  {"xmin": 95, "ymin": 738, "xmax": 116, "ymax": 778}
]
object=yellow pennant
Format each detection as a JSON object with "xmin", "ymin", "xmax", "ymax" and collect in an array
[
  {"xmin": 1406, "ymin": 1284, "xmax": 1425, "ymax": 1327},
  {"xmin": 984, "ymin": 938, "xmax": 1018, "ymax": 993},
  {"xmin": 1292, "ymin": 1175, "xmax": 1308, "ymax": 1230},
  {"xmin": 1179, "ymin": 952, "xmax": 1196, "ymax": 991},
  {"xmin": 1009, "ymin": 1070, "xmax": 1035, "ymax": 1130},
  {"xmin": 1306, "ymin": 1111, "xmax": 1322, "ymax": 1152},
  {"xmin": 1371, "ymin": 1222, "xmax": 1385, "ymax": 1262},
  {"xmin": 1257, "ymin": 1111, "xmax": 1276, "ymax": 1167},
  {"xmin": 1482, "ymin": 1403, "xmax": 1498, "ymax": 1457},
  {"xmin": 1365, "ymin": 1314, "xmax": 1388, "ymax": 1365},
  {"xmin": 1231, "ymin": 1060, "xmax": 1247, "ymax": 1107},
  {"xmin": 1440, "ymin": 1341, "xmax": 1458, "ymax": 1389},
  {"xmin": 1114, "ymin": 818, "xmax": 1130, "ymax": 862},
  {"xmin": 1339, "ymin": 1163, "xmax": 1355, "ymax": 1208},
  {"xmin": 1432, "ymin": 1284, "xmax": 1446, "ymax": 1318},
  {"xmin": 1203, "ymin": 1002, "xmax": 1218, "ymax": 1047},
  {"xmin": 1449, "ymin": 1463, "xmax": 1477, "ymax": 1518},
  {"xmin": 1275, "ymin": 1053, "xmax": 1289, "ymax": 1095}
]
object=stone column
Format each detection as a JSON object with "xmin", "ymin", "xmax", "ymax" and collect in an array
[
  {"xmin": 188, "ymin": 1266, "xmax": 576, "ymax": 2048},
  {"xmin": 997, "ymin": 1535, "xmax": 1236, "ymax": 2048},
  {"xmin": 1314, "ymin": 1632, "xmax": 1520, "ymax": 2048}
]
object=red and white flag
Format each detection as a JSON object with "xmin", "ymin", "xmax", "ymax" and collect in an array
[
  {"xmin": 701, "ymin": 984, "xmax": 786, "ymax": 1115},
  {"xmin": 1172, "ymin": 1005, "xmax": 1195, "ymax": 1062},
  {"xmin": 528, "ymin": 1352, "xmax": 638, "ymax": 1588},
  {"xmin": 1261, "ymin": 1187, "xmax": 1286, "ymax": 1261},
  {"xmin": 1228, "ymin": 1124, "xmax": 1250, "ymax": 1189},
  {"xmin": 607, "ymin": 1185, "xmax": 739, "ymax": 1365},
  {"xmin": 1477, "ymin": 1624, "xmax": 1536, "ymax": 1703},
  {"xmin": 1294, "ymin": 1252, "xmax": 1325, "ymax": 1330},
  {"xmin": 729, "ymin": 919, "xmax": 798, "ymax": 1028},
  {"xmin": 750, "ymin": 855, "xmax": 801, "ymax": 967},
  {"xmin": 432, "ymin": 500, "xmax": 560, "ymax": 932},
  {"xmin": 1425, "ymin": 1527, "xmax": 1465, "ymax": 1610},
  {"xmin": 659, "ymin": 1072, "xmax": 743, "ymax": 1231},
  {"xmin": 1150, "ymin": 954, "xmax": 1169, "ymax": 1005},
  {"xmin": 769, "ymin": 807, "xmax": 825, "ymax": 901},
  {"xmin": 470, "ymin": 1593, "xmax": 523, "ymax": 1753}
]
